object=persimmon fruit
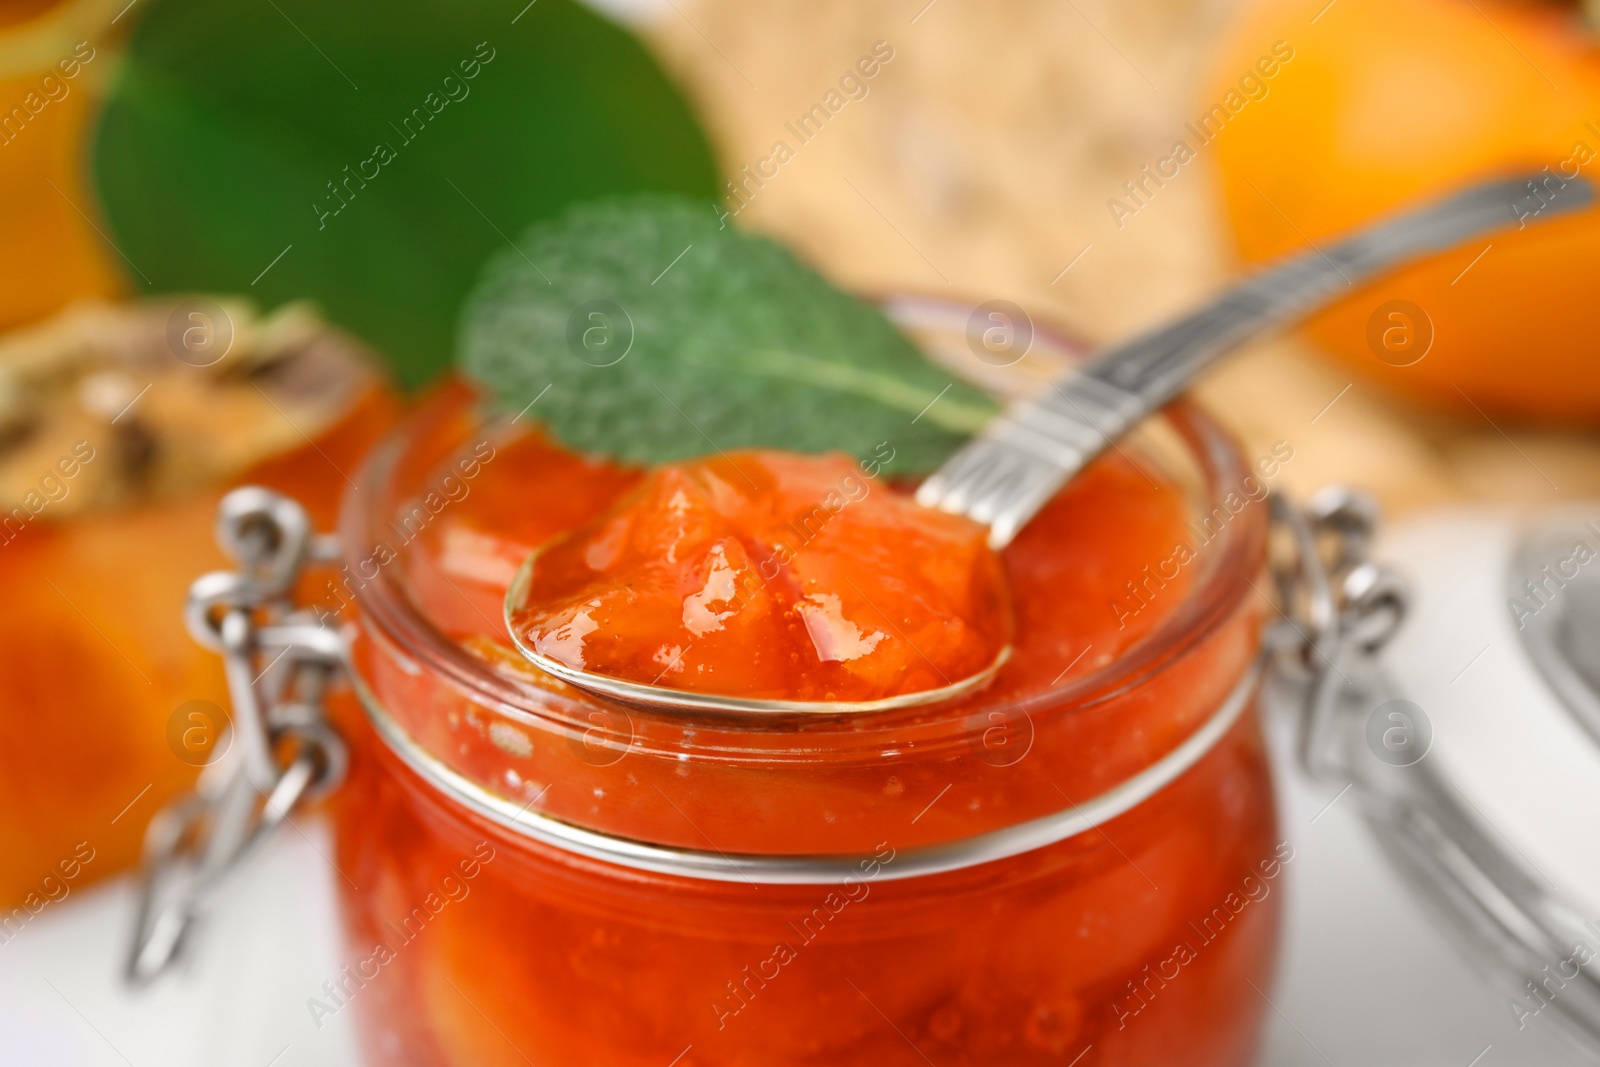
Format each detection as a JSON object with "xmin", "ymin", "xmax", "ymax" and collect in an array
[{"xmin": 1206, "ymin": 0, "xmax": 1600, "ymax": 422}]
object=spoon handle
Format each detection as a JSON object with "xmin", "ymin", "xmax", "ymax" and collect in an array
[{"xmin": 918, "ymin": 173, "xmax": 1595, "ymax": 548}]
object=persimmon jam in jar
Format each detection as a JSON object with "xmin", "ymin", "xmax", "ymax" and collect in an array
[{"xmin": 332, "ymin": 366, "xmax": 1281, "ymax": 1064}]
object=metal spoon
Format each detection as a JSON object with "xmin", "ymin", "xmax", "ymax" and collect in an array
[
  {"xmin": 509, "ymin": 172, "xmax": 1594, "ymax": 713},
  {"xmin": 920, "ymin": 172, "xmax": 1595, "ymax": 547}
]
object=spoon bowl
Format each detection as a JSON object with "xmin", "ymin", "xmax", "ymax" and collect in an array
[{"xmin": 503, "ymin": 546, "xmax": 1012, "ymax": 716}]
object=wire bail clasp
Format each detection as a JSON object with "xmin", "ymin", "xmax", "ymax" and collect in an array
[
  {"xmin": 1265, "ymin": 486, "xmax": 1408, "ymax": 780},
  {"xmin": 127, "ymin": 487, "xmax": 347, "ymax": 985}
]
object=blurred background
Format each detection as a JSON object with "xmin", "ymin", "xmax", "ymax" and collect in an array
[{"xmin": 2, "ymin": 0, "xmax": 1599, "ymax": 1062}]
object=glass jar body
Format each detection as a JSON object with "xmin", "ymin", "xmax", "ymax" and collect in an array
[
  {"xmin": 328, "ymin": 359, "xmax": 1281, "ymax": 1064},
  {"xmin": 330, "ymin": 689, "xmax": 1280, "ymax": 1066}
]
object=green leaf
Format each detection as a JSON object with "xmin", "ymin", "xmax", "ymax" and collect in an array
[
  {"xmin": 91, "ymin": 0, "xmax": 719, "ymax": 387},
  {"xmin": 459, "ymin": 197, "xmax": 999, "ymax": 474}
]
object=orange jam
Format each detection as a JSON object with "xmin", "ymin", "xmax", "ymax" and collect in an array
[
  {"xmin": 333, "ymin": 380, "xmax": 1279, "ymax": 1066},
  {"xmin": 506, "ymin": 451, "xmax": 1010, "ymax": 704}
]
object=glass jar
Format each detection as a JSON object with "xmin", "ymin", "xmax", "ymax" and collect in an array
[{"xmin": 327, "ymin": 309, "xmax": 1278, "ymax": 1065}]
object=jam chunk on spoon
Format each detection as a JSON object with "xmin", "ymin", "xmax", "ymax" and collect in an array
[{"xmin": 506, "ymin": 451, "xmax": 1011, "ymax": 708}]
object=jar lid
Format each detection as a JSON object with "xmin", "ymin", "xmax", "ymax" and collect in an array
[{"xmin": 1354, "ymin": 505, "xmax": 1600, "ymax": 1048}]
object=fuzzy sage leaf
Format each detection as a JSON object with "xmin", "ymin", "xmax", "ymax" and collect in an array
[{"xmin": 459, "ymin": 198, "xmax": 997, "ymax": 474}]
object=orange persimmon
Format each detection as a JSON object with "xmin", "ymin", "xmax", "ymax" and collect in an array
[
  {"xmin": 0, "ymin": 0, "xmax": 126, "ymax": 332},
  {"xmin": 1205, "ymin": 0, "xmax": 1600, "ymax": 422},
  {"xmin": 0, "ymin": 301, "xmax": 397, "ymax": 911}
]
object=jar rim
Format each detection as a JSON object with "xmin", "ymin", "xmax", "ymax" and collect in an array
[{"xmin": 340, "ymin": 296, "xmax": 1269, "ymax": 743}]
